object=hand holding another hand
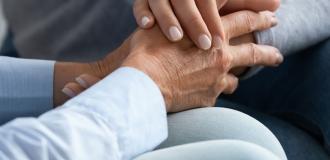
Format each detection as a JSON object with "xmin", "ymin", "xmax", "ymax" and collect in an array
[{"xmin": 62, "ymin": 11, "xmax": 283, "ymax": 113}]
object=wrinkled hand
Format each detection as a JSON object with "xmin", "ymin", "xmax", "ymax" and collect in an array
[
  {"xmin": 63, "ymin": 11, "xmax": 283, "ymax": 113},
  {"xmin": 133, "ymin": 0, "xmax": 280, "ymax": 50}
]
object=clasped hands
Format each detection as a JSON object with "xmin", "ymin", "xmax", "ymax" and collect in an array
[{"xmin": 56, "ymin": 10, "xmax": 282, "ymax": 113}]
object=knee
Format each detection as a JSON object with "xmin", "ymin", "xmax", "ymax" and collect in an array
[{"xmin": 160, "ymin": 107, "xmax": 286, "ymax": 160}]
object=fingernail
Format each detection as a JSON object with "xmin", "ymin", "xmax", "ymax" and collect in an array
[
  {"xmin": 62, "ymin": 88, "xmax": 76, "ymax": 98},
  {"xmin": 213, "ymin": 36, "xmax": 222, "ymax": 49},
  {"xmin": 169, "ymin": 26, "xmax": 182, "ymax": 41},
  {"xmin": 261, "ymin": 11, "xmax": 277, "ymax": 26},
  {"xmin": 271, "ymin": 17, "xmax": 278, "ymax": 26},
  {"xmin": 276, "ymin": 52, "xmax": 283, "ymax": 64},
  {"xmin": 261, "ymin": 11, "xmax": 275, "ymax": 17},
  {"xmin": 76, "ymin": 77, "xmax": 88, "ymax": 88},
  {"xmin": 141, "ymin": 16, "xmax": 150, "ymax": 28},
  {"xmin": 198, "ymin": 34, "xmax": 212, "ymax": 50}
]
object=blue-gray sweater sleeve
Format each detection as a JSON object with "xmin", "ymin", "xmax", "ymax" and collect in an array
[
  {"xmin": 241, "ymin": 0, "xmax": 330, "ymax": 79},
  {"xmin": 0, "ymin": 56, "xmax": 54, "ymax": 124}
]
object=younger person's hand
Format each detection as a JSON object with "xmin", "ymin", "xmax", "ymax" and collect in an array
[{"xmin": 133, "ymin": 0, "xmax": 280, "ymax": 50}]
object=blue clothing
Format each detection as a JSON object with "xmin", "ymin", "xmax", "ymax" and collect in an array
[
  {"xmin": 0, "ymin": 32, "xmax": 17, "ymax": 57},
  {"xmin": 0, "ymin": 67, "xmax": 168, "ymax": 160},
  {"xmin": 0, "ymin": 57, "xmax": 54, "ymax": 124}
]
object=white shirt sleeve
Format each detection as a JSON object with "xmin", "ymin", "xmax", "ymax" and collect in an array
[{"xmin": 0, "ymin": 67, "xmax": 168, "ymax": 160}]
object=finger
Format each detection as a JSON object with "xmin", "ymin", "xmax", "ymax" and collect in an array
[
  {"xmin": 221, "ymin": 0, "xmax": 280, "ymax": 15},
  {"xmin": 214, "ymin": 75, "xmax": 228, "ymax": 95},
  {"xmin": 229, "ymin": 33, "xmax": 255, "ymax": 46},
  {"xmin": 230, "ymin": 43, "xmax": 283, "ymax": 68},
  {"xmin": 148, "ymin": 0, "xmax": 183, "ymax": 41},
  {"xmin": 222, "ymin": 74, "xmax": 239, "ymax": 94},
  {"xmin": 216, "ymin": 0, "xmax": 229, "ymax": 9},
  {"xmin": 62, "ymin": 82, "xmax": 85, "ymax": 98},
  {"xmin": 196, "ymin": 0, "xmax": 225, "ymax": 49},
  {"xmin": 133, "ymin": 0, "xmax": 155, "ymax": 28},
  {"xmin": 223, "ymin": 10, "xmax": 277, "ymax": 39},
  {"xmin": 75, "ymin": 74, "xmax": 101, "ymax": 88},
  {"xmin": 171, "ymin": 0, "xmax": 212, "ymax": 50}
]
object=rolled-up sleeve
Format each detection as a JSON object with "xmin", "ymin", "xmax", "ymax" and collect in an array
[{"xmin": 0, "ymin": 56, "xmax": 54, "ymax": 124}]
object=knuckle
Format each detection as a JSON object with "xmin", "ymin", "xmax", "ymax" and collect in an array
[
  {"xmin": 217, "ymin": 53, "xmax": 232, "ymax": 71},
  {"xmin": 211, "ymin": 83, "xmax": 220, "ymax": 97},
  {"xmin": 228, "ymin": 77, "xmax": 239, "ymax": 93},
  {"xmin": 201, "ymin": 98, "xmax": 217, "ymax": 107},
  {"xmin": 158, "ymin": 12, "xmax": 173, "ymax": 23},
  {"xmin": 247, "ymin": 43, "xmax": 258, "ymax": 65},
  {"xmin": 241, "ymin": 11, "xmax": 256, "ymax": 32},
  {"xmin": 208, "ymin": 77, "xmax": 225, "ymax": 101},
  {"xmin": 214, "ymin": 78, "xmax": 225, "ymax": 93}
]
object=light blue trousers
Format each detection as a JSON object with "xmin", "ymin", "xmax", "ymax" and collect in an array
[{"xmin": 136, "ymin": 108, "xmax": 287, "ymax": 160}]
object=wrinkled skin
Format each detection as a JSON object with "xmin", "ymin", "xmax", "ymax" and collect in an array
[{"xmin": 61, "ymin": 10, "xmax": 282, "ymax": 113}]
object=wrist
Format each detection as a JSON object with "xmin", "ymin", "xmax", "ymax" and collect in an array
[
  {"xmin": 121, "ymin": 48, "xmax": 174, "ymax": 112},
  {"xmin": 88, "ymin": 40, "xmax": 131, "ymax": 78},
  {"xmin": 53, "ymin": 62, "xmax": 93, "ymax": 107},
  {"xmin": 54, "ymin": 43, "xmax": 130, "ymax": 107}
]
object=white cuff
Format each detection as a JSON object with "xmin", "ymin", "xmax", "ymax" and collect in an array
[{"xmin": 65, "ymin": 67, "xmax": 168, "ymax": 159}]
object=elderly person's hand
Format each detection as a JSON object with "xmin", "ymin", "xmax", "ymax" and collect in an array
[
  {"xmin": 59, "ymin": 10, "xmax": 282, "ymax": 112},
  {"xmin": 133, "ymin": 0, "xmax": 280, "ymax": 50}
]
